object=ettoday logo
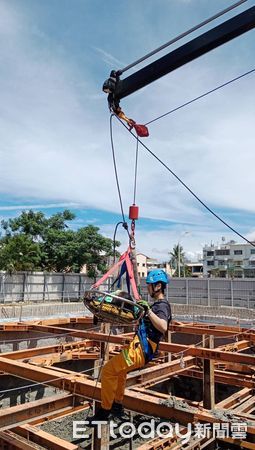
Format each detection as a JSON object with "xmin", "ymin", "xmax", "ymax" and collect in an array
[{"xmin": 73, "ymin": 420, "xmax": 247, "ymax": 443}]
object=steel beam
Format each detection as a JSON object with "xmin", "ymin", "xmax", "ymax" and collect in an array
[
  {"xmin": 0, "ymin": 431, "xmax": 36, "ymax": 449},
  {"xmin": 15, "ymin": 425, "xmax": 79, "ymax": 450},
  {"xmin": 182, "ymin": 368, "xmax": 255, "ymax": 389},
  {"xmin": 0, "ymin": 357, "xmax": 254, "ymax": 434},
  {"xmin": 126, "ymin": 356, "xmax": 195, "ymax": 387},
  {"xmin": 30, "ymin": 325, "xmax": 255, "ymax": 365},
  {"xmin": 0, "ymin": 393, "xmax": 81, "ymax": 431},
  {"xmin": 218, "ymin": 437, "xmax": 255, "ymax": 449},
  {"xmin": 115, "ymin": 6, "xmax": 255, "ymax": 99},
  {"xmin": 216, "ymin": 387, "xmax": 251, "ymax": 409},
  {"xmin": 1, "ymin": 340, "xmax": 96, "ymax": 360}
]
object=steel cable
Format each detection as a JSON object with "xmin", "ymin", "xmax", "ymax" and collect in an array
[
  {"xmin": 114, "ymin": 114, "xmax": 255, "ymax": 248},
  {"xmin": 119, "ymin": 0, "xmax": 248, "ymax": 74}
]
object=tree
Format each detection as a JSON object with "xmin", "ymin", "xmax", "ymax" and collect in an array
[
  {"xmin": 0, "ymin": 235, "xmax": 41, "ymax": 272},
  {"xmin": 0, "ymin": 210, "xmax": 119, "ymax": 274},
  {"xmin": 169, "ymin": 244, "xmax": 185, "ymax": 276}
]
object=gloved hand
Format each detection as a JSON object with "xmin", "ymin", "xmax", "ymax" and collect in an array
[{"xmin": 137, "ymin": 300, "xmax": 150, "ymax": 315}]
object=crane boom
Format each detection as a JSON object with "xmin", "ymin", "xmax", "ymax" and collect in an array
[{"xmin": 103, "ymin": 6, "xmax": 255, "ymax": 110}]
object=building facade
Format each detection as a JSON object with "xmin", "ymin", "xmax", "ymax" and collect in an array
[
  {"xmin": 203, "ymin": 239, "xmax": 255, "ymax": 278},
  {"xmin": 136, "ymin": 253, "xmax": 172, "ymax": 278}
]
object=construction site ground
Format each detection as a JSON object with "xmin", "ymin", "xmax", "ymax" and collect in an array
[{"xmin": 0, "ymin": 314, "xmax": 254, "ymax": 449}]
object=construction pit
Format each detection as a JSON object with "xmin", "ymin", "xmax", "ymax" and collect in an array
[{"xmin": 0, "ymin": 315, "xmax": 254, "ymax": 450}]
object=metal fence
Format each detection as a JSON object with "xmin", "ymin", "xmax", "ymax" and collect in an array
[{"xmin": 0, "ymin": 272, "xmax": 254, "ymax": 309}]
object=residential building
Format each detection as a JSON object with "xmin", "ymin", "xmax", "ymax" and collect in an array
[
  {"xmin": 186, "ymin": 262, "xmax": 203, "ymax": 277},
  {"xmin": 136, "ymin": 253, "xmax": 172, "ymax": 278},
  {"xmin": 203, "ymin": 239, "xmax": 255, "ymax": 278}
]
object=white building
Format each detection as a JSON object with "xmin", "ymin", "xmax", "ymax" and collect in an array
[
  {"xmin": 186, "ymin": 262, "xmax": 203, "ymax": 277},
  {"xmin": 136, "ymin": 253, "xmax": 172, "ymax": 278},
  {"xmin": 203, "ymin": 239, "xmax": 255, "ymax": 278}
]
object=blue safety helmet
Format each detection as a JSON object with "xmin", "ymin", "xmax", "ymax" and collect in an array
[{"xmin": 146, "ymin": 269, "xmax": 169, "ymax": 285}]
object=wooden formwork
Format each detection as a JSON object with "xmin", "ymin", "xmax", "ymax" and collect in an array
[{"xmin": 0, "ymin": 316, "xmax": 254, "ymax": 449}]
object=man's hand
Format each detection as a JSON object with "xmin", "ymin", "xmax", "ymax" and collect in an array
[{"xmin": 137, "ymin": 300, "xmax": 150, "ymax": 315}]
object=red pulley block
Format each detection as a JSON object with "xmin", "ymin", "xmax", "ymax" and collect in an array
[{"xmin": 129, "ymin": 204, "xmax": 139, "ymax": 220}]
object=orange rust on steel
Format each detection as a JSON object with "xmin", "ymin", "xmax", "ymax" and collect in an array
[
  {"xmin": 29, "ymin": 325, "xmax": 255, "ymax": 365},
  {"xmin": 26, "ymin": 350, "xmax": 99, "ymax": 366},
  {"xmin": 15, "ymin": 424, "xmax": 79, "ymax": 450},
  {"xmin": 136, "ymin": 427, "xmax": 188, "ymax": 450},
  {"xmin": 171, "ymin": 324, "xmax": 253, "ymax": 337},
  {"xmin": 130, "ymin": 386, "xmax": 201, "ymax": 410},
  {"xmin": 0, "ymin": 357, "xmax": 254, "ymax": 435},
  {"xmin": 218, "ymin": 437, "xmax": 255, "ymax": 449},
  {"xmin": 159, "ymin": 343, "xmax": 255, "ymax": 365},
  {"xmin": 216, "ymin": 387, "xmax": 251, "ymax": 409},
  {"xmin": 28, "ymin": 402, "xmax": 90, "ymax": 426},
  {"xmin": 217, "ymin": 339, "xmax": 251, "ymax": 352},
  {"xmin": 126, "ymin": 356, "xmax": 195, "ymax": 387},
  {"xmin": 0, "ymin": 430, "xmax": 37, "ymax": 449},
  {"xmin": 72, "ymin": 351, "xmax": 99, "ymax": 360},
  {"xmin": 24, "ymin": 317, "xmax": 93, "ymax": 326},
  {"xmin": 233, "ymin": 395, "xmax": 255, "ymax": 413},
  {"xmin": 0, "ymin": 393, "xmax": 80, "ymax": 431},
  {"xmin": 0, "ymin": 324, "xmax": 31, "ymax": 332},
  {"xmin": 182, "ymin": 368, "xmax": 255, "ymax": 389},
  {"xmin": 137, "ymin": 432, "xmax": 215, "ymax": 450},
  {"xmin": 1, "ymin": 340, "xmax": 95, "ymax": 360},
  {"xmin": 31, "ymin": 324, "xmax": 132, "ymax": 344}
]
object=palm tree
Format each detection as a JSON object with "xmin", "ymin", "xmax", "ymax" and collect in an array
[{"xmin": 169, "ymin": 244, "xmax": 185, "ymax": 276}]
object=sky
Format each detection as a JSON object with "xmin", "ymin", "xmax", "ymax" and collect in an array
[{"xmin": 0, "ymin": 0, "xmax": 254, "ymax": 262}]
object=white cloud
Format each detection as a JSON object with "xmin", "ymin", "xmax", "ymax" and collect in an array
[
  {"xmin": 0, "ymin": 1, "xmax": 254, "ymax": 258},
  {"xmin": 93, "ymin": 47, "xmax": 126, "ymax": 68},
  {"xmin": 0, "ymin": 203, "xmax": 78, "ymax": 211}
]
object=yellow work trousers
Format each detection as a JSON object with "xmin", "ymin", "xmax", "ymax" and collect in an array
[{"xmin": 101, "ymin": 335, "xmax": 145, "ymax": 410}]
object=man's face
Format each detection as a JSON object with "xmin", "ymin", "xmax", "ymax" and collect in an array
[{"xmin": 147, "ymin": 283, "xmax": 154, "ymax": 298}]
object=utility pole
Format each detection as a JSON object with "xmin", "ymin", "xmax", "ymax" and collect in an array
[{"xmin": 178, "ymin": 243, "xmax": 181, "ymax": 278}]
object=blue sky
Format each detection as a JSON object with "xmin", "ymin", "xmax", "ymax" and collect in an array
[{"xmin": 0, "ymin": 0, "xmax": 254, "ymax": 261}]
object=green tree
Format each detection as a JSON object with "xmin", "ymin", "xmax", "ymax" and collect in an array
[
  {"xmin": 0, "ymin": 210, "xmax": 118, "ymax": 274},
  {"xmin": 0, "ymin": 235, "xmax": 41, "ymax": 272},
  {"xmin": 182, "ymin": 264, "xmax": 192, "ymax": 277},
  {"xmin": 169, "ymin": 244, "xmax": 185, "ymax": 276}
]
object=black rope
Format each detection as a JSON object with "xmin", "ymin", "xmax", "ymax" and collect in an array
[
  {"xmin": 85, "ymin": 325, "xmax": 113, "ymax": 420},
  {"xmin": 114, "ymin": 115, "xmax": 255, "ymax": 248},
  {"xmin": 133, "ymin": 137, "xmax": 139, "ymax": 205},
  {"xmin": 145, "ymin": 68, "xmax": 255, "ymax": 125},
  {"xmin": 118, "ymin": 0, "xmax": 247, "ymax": 74},
  {"xmin": 110, "ymin": 114, "xmax": 126, "ymax": 222},
  {"xmin": 112, "ymin": 220, "xmax": 129, "ymax": 264}
]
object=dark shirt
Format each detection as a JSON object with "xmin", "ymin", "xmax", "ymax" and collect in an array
[{"xmin": 145, "ymin": 299, "xmax": 172, "ymax": 343}]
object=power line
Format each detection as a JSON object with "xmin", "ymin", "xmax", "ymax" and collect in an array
[
  {"xmin": 145, "ymin": 68, "xmax": 255, "ymax": 125},
  {"xmin": 114, "ymin": 115, "xmax": 255, "ymax": 248},
  {"xmin": 119, "ymin": 0, "xmax": 248, "ymax": 74}
]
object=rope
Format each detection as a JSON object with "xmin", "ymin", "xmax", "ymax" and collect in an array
[
  {"xmin": 114, "ymin": 115, "xmax": 255, "ymax": 248},
  {"xmin": 0, "ymin": 326, "xmax": 101, "ymax": 345},
  {"xmin": 145, "ymin": 68, "xmax": 255, "ymax": 125},
  {"xmin": 110, "ymin": 114, "xmax": 126, "ymax": 223},
  {"xmin": 112, "ymin": 221, "xmax": 124, "ymax": 264},
  {"xmin": 85, "ymin": 325, "xmax": 113, "ymax": 419},
  {"xmin": 1, "ymin": 325, "xmax": 253, "ymax": 396},
  {"xmin": 171, "ymin": 325, "xmax": 255, "ymax": 359},
  {"xmin": 118, "ymin": 0, "xmax": 248, "ymax": 74},
  {"xmin": 133, "ymin": 137, "xmax": 139, "ymax": 205}
]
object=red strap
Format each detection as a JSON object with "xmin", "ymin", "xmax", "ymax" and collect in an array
[
  {"xmin": 92, "ymin": 247, "xmax": 140, "ymax": 300},
  {"xmin": 133, "ymin": 123, "xmax": 149, "ymax": 137},
  {"xmin": 92, "ymin": 251, "xmax": 127, "ymax": 289}
]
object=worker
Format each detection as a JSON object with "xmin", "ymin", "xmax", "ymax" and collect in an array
[{"xmin": 88, "ymin": 269, "xmax": 171, "ymax": 423}]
